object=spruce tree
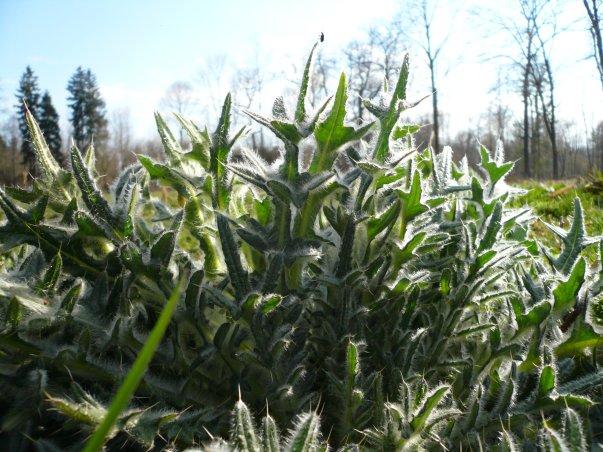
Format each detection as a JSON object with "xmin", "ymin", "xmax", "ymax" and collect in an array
[
  {"xmin": 14, "ymin": 66, "xmax": 41, "ymax": 176},
  {"xmin": 38, "ymin": 91, "xmax": 64, "ymax": 166},
  {"xmin": 67, "ymin": 67, "xmax": 107, "ymax": 150}
]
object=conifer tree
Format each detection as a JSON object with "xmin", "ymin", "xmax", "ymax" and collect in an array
[
  {"xmin": 14, "ymin": 66, "xmax": 41, "ymax": 176},
  {"xmin": 38, "ymin": 91, "xmax": 64, "ymax": 166},
  {"xmin": 67, "ymin": 67, "xmax": 108, "ymax": 150}
]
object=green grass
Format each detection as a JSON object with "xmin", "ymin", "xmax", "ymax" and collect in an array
[{"xmin": 510, "ymin": 178, "xmax": 603, "ymax": 261}]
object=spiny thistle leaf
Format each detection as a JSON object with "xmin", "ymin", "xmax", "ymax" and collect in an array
[
  {"xmin": 25, "ymin": 104, "xmax": 61, "ymax": 181},
  {"xmin": 542, "ymin": 198, "xmax": 599, "ymax": 275},
  {"xmin": 174, "ymin": 112, "xmax": 211, "ymax": 170},
  {"xmin": 552, "ymin": 257, "xmax": 585, "ymax": 315},
  {"xmin": 479, "ymin": 144, "xmax": 513, "ymax": 187},
  {"xmin": 410, "ymin": 385, "xmax": 449, "ymax": 432},
  {"xmin": 59, "ymin": 281, "xmax": 83, "ymax": 314},
  {"xmin": 564, "ymin": 408, "xmax": 587, "ymax": 451},
  {"xmin": 155, "ymin": 111, "xmax": 184, "ymax": 167},
  {"xmin": 37, "ymin": 253, "xmax": 62, "ymax": 294},
  {"xmin": 371, "ymin": 54, "xmax": 410, "ymax": 163},
  {"xmin": 262, "ymin": 414, "xmax": 281, "ymax": 452},
  {"xmin": 367, "ymin": 200, "xmax": 401, "ymax": 242},
  {"xmin": 285, "ymin": 411, "xmax": 322, "ymax": 452},
  {"xmin": 70, "ymin": 145, "xmax": 114, "ymax": 227},
  {"xmin": 556, "ymin": 319, "xmax": 603, "ymax": 356},
  {"xmin": 538, "ymin": 365, "xmax": 556, "ymax": 399},
  {"xmin": 397, "ymin": 170, "xmax": 428, "ymax": 224},
  {"xmin": 137, "ymin": 154, "xmax": 193, "ymax": 197},
  {"xmin": 6, "ymin": 297, "xmax": 21, "ymax": 329},
  {"xmin": 210, "ymin": 93, "xmax": 241, "ymax": 210},
  {"xmin": 217, "ymin": 214, "xmax": 250, "ymax": 300},
  {"xmin": 310, "ymin": 73, "xmax": 374, "ymax": 174},
  {"xmin": 295, "ymin": 42, "xmax": 318, "ymax": 123},
  {"xmin": 477, "ymin": 201, "xmax": 503, "ymax": 253},
  {"xmin": 231, "ymin": 399, "xmax": 261, "ymax": 452}
]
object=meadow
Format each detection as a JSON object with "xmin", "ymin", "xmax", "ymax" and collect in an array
[{"xmin": 1, "ymin": 46, "xmax": 603, "ymax": 451}]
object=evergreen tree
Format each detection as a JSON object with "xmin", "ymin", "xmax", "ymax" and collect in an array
[
  {"xmin": 67, "ymin": 67, "xmax": 107, "ymax": 150},
  {"xmin": 14, "ymin": 66, "xmax": 41, "ymax": 176},
  {"xmin": 38, "ymin": 91, "xmax": 64, "ymax": 166}
]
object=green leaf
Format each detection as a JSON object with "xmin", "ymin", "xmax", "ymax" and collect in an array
[
  {"xmin": 541, "ymin": 426, "xmax": 568, "ymax": 452},
  {"xmin": 477, "ymin": 201, "xmax": 502, "ymax": 253},
  {"xmin": 155, "ymin": 111, "xmax": 184, "ymax": 167},
  {"xmin": 29, "ymin": 194, "xmax": 49, "ymax": 224},
  {"xmin": 112, "ymin": 167, "xmax": 139, "ymax": 237},
  {"xmin": 512, "ymin": 299, "xmax": 551, "ymax": 336},
  {"xmin": 232, "ymin": 399, "xmax": 261, "ymax": 452},
  {"xmin": 470, "ymin": 176, "xmax": 502, "ymax": 217},
  {"xmin": 499, "ymin": 430, "xmax": 520, "ymax": 452},
  {"xmin": 60, "ymin": 281, "xmax": 83, "ymax": 314},
  {"xmin": 75, "ymin": 211, "xmax": 111, "ymax": 238},
  {"xmin": 346, "ymin": 341, "xmax": 359, "ymax": 384},
  {"xmin": 543, "ymin": 199, "xmax": 599, "ymax": 275},
  {"xmin": 245, "ymin": 109, "xmax": 303, "ymax": 146},
  {"xmin": 25, "ymin": 105, "xmax": 61, "ymax": 180},
  {"xmin": 372, "ymin": 54, "xmax": 410, "ymax": 163},
  {"xmin": 310, "ymin": 72, "xmax": 374, "ymax": 174},
  {"xmin": 137, "ymin": 154, "xmax": 193, "ymax": 197},
  {"xmin": 184, "ymin": 269, "xmax": 204, "ymax": 310},
  {"xmin": 259, "ymin": 294, "xmax": 282, "ymax": 314},
  {"xmin": 479, "ymin": 144, "xmax": 513, "ymax": 187},
  {"xmin": 336, "ymin": 213, "xmax": 356, "ymax": 277},
  {"xmin": 210, "ymin": 93, "xmax": 236, "ymax": 210},
  {"xmin": 174, "ymin": 112, "xmax": 211, "ymax": 170},
  {"xmin": 553, "ymin": 258, "xmax": 585, "ymax": 314},
  {"xmin": 217, "ymin": 214, "xmax": 250, "ymax": 300},
  {"xmin": 70, "ymin": 145, "xmax": 114, "ymax": 225},
  {"xmin": 262, "ymin": 414, "xmax": 281, "ymax": 452},
  {"xmin": 392, "ymin": 124, "xmax": 421, "ymax": 141},
  {"xmin": 61, "ymin": 197, "xmax": 78, "ymax": 224},
  {"xmin": 397, "ymin": 171, "xmax": 428, "ymax": 223},
  {"xmin": 295, "ymin": 42, "xmax": 318, "ymax": 123},
  {"xmin": 564, "ymin": 408, "xmax": 587, "ymax": 451},
  {"xmin": 285, "ymin": 412, "xmax": 322, "ymax": 452},
  {"xmin": 37, "ymin": 253, "xmax": 62, "ymax": 294},
  {"xmin": 150, "ymin": 211, "xmax": 183, "ymax": 268},
  {"xmin": 538, "ymin": 365, "xmax": 556, "ymax": 398},
  {"xmin": 410, "ymin": 385, "xmax": 449, "ymax": 432},
  {"xmin": 6, "ymin": 297, "xmax": 21, "ymax": 328},
  {"xmin": 367, "ymin": 200, "xmax": 401, "ymax": 241},
  {"xmin": 556, "ymin": 319, "xmax": 603, "ymax": 357},
  {"xmin": 83, "ymin": 278, "xmax": 184, "ymax": 452}
]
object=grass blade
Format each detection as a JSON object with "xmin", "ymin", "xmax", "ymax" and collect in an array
[{"xmin": 82, "ymin": 278, "xmax": 184, "ymax": 452}]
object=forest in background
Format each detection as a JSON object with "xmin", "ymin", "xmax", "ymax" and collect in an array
[{"xmin": 2, "ymin": 0, "xmax": 603, "ymax": 186}]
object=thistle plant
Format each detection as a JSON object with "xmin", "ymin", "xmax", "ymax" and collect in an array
[{"xmin": 1, "ymin": 42, "xmax": 603, "ymax": 451}]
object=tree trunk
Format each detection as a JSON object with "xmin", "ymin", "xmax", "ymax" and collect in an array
[
  {"xmin": 430, "ymin": 57, "xmax": 440, "ymax": 153},
  {"xmin": 522, "ymin": 65, "xmax": 531, "ymax": 178},
  {"xmin": 583, "ymin": 0, "xmax": 603, "ymax": 91}
]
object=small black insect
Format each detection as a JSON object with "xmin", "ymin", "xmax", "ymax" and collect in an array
[{"xmin": 320, "ymin": 32, "xmax": 324, "ymax": 43}]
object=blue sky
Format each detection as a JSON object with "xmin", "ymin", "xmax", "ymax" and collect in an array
[
  {"xmin": 1, "ymin": 0, "xmax": 603, "ymax": 143},
  {"xmin": 0, "ymin": 0, "xmax": 399, "ymax": 138}
]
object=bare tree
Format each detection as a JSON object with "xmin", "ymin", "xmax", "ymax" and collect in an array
[
  {"xmin": 343, "ymin": 24, "xmax": 405, "ymax": 123},
  {"xmin": 496, "ymin": 0, "xmax": 542, "ymax": 178},
  {"xmin": 309, "ymin": 51, "xmax": 336, "ymax": 106},
  {"xmin": 232, "ymin": 57, "xmax": 267, "ymax": 151},
  {"xmin": 160, "ymin": 81, "xmax": 197, "ymax": 145},
  {"xmin": 197, "ymin": 54, "xmax": 228, "ymax": 123},
  {"xmin": 583, "ymin": 0, "xmax": 603, "ymax": 91},
  {"xmin": 110, "ymin": 107, "xmax": 134, "ymax": 168},
  {"xmin": 528, "ymin": 0, "xmax": 562, "ymax": 179},
  {"xmin": 399, "ymin": 0, "xmax": 457, "ymax": 153}
]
